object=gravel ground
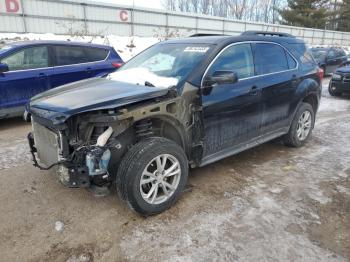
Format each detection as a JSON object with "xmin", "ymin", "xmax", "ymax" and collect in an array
[{"xmin": 0, "ymin": 77, "xmax": 349, "ymax": 262}]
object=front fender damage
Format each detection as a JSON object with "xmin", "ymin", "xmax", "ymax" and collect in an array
[{"xmin": 29, "ymin": 83, "xmax": 204, "ymax": 191}]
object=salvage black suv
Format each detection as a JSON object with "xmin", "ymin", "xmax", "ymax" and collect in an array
[{"xmin": 27, "ymin": 31, "xmax": 323, "ymax": 215}]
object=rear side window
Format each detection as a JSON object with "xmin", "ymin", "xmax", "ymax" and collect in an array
[
  {"xmin": 208, "ymin": 43, "xmax": 254, "ymax": 79},
  {"xmin": 84, "ymin": 47, "xmax": 109, "ymax": 62},
  {"xmin": 328, "ymin": 49, "xmax": 336, "ymax": 59},
  {"xmin": 335, "ymin": 49, "xmax": 346, "ymax": 57},
  {"xmin": 286, "ymin": 52, "xmax": 297, "ymax": 69},
  {"xmin": 254, "ymin": 43, "xmax": 288, "ymax": 75},
  {"xmin": 54, "ymin": 45, "xmax": 88, "ymax": 66},
  {"xmin": 1, "ymin": 46, "xmax": 48, "ymax": 71},
  {"xmin": 287, "ymin": 43, "xmax": 316, "ymax": 68}
]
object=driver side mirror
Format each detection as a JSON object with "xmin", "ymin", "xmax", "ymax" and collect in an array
[
  {"xmin": 203, "ymin": 70, "xmax": 238, "ymax": 87},
  {"xmin": 0, "ymin": 63, "xmax": 9, "ymax": 73}
]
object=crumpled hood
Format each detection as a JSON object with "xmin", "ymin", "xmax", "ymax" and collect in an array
[{"xmin": 29, "ymin": 77, "xmax": 170, "ymax": 124}]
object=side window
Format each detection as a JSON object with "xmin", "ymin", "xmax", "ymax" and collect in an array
[
  {"xmin": 1, "ymin": 46, "xmax": 48, "ymax": 71},
  {"xmin": 54, "ymin": 45, "xmax": 88, "ymax": 66},
  {"xmin": 287, "ymin": 44, "xmax": 316, "ymax": 68},
  {"xmin": 336, "ymin": 49, "xmax": 345, "ymax": 57},
  {"xmin": 286, "ymin": 52, "xmax": 297, "ymax": 69},
  {"xmin": 254, "ymin": 43, "xmax": 288, "ymax": 75},
  {"xmin": 327, "ymin": 50, "xmax": 336, "ymax": 59},
  {"xmin": 208, "ymin": 43, "xmax": 254, "ymax": 79},
  {"xmin": 84, "ymin": 47, "xmax": 109, "ymax": 62}
]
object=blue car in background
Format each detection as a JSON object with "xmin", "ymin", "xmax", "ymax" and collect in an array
[{"xmin": 0, "ymin": 40, "xmax": 123, "ymax": 119}]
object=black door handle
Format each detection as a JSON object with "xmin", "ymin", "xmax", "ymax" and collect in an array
[
  {"xmin": 38, "ymin": 73, "xmax": 47, "ymax": 78},
  {"xmin": 250, "ymin": 85, "xmax": 259, "ymax": 96}
]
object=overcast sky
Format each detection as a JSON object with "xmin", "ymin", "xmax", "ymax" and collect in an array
[{"xmin": 92, "ymin": 0, "xmax": 165, "ymax": 10}]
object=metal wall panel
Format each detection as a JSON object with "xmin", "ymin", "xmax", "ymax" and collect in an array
[
  {"xmin": 134, "ymin": 10, "xmax": 165, "ymax": 25},
  {"xmin": 24, "ymin": 0, "xmax": 84, "ymax": 18},
  {"xmin": 197, "ymin": 17, "xmax": 223, "ymax": 31},
  {"xmin": 225, "ymin": 21, "xmax": 245, "ymax": 33},
  {"xmin": 168, "ymin": 15, "xmax": 196, "ymax": 29},
  {"xmin": 86, "ymin": 5, "xmax": 125, "ymax": 22},
  {"xmin": 87, "ymin": 21, "xmax": 130, "ymax": 35},
  {"xmin": 0, "ymin": 15, "xmax": 24, "ymax": 32}
]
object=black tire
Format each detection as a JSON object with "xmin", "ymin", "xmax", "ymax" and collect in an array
[
  {"xmin": 328, "ymin": 84, "xmax": 342, "ymax": 97},
  {"xmin": 116, "ymin": 137, "xmax": 188, "ymax": 216},
  {"xmin": 283, "ymin": 103, "xmax": 315, "ymax": 147}
]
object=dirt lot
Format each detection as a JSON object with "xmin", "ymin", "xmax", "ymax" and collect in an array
[{"xmin": 0, "ymin": 77, "xmax": 349, "ymax": 262}]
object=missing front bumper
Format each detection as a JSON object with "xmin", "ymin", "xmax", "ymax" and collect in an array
[{"xmin": 27, "ymin": 131, "xmax": 90, "ymax": 188}]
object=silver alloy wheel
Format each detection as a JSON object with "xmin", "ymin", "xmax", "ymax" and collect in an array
[
  {"xmin": 140, "ymin": 154, "xmax": 181, "ymax": 205},
  {"xmin": 296, "ymin": 110, "xmax": 312, "ymax": 141}
]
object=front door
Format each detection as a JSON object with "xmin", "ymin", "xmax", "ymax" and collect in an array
[
  {"xmin": 0, "ymin": 45, "xmax": 51, "ymax": 112},
  {"xmin": 201, "ymin": 43, "xmax": 262, "ymax": 161}
]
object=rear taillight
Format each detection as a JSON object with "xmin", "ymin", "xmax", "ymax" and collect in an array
[
  {"xmin": 112, "ymin": 62, "xmax": 124, "ymax": 69},
  {"xmin": 318, "ymin": 67, "xmax": 324, "ymax": 81}
]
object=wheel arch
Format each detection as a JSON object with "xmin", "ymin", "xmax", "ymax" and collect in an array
[
  {"xmin": 302, "ymin": 92, "xmax": 319, "ymax": 114},
  {"xmin": 133, "ymin": 115, "xmax": 189, "ymax": 155}
]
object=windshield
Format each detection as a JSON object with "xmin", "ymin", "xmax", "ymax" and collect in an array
[
  {"xmin": 109, "ymin": 43, "xmax": 212, "ymax": 88},
  {"xmin": 310, "ymin": 49, "xmax": 327, "ymax": 60}
]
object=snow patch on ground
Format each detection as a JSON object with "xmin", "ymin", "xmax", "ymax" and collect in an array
[
  {"xmin": 318, "ymin": 97, "xmax": 350, "ymax": 112},
  {"xmin": 0, "ymin": 138, "xmax": 31, "ymax": 170}
]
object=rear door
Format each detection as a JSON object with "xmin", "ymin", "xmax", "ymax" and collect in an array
[
  {"xmin": 0, "ymin": 45, "xmax": 52, "ymax": 111},
  {"xmin": 84, "ymin": 47, "xmax": 117, "ymax": 77},
  {"xmin": 51, "ymin": 45, "xmax": 91, "ymax": 88},
  {"xmin": 326, "ymin": 49, "xmax": 340, "ymax": 74},
  {"xmin": 252, "ymin": 42, "xmax": 298, "ymax": 134},
  {"xmin": 201, "ymin": 43, "xmax": 263, "ymax": 158}
]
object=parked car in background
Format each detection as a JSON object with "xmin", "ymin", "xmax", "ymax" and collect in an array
[
  {"xmin": 27, "ymin": 31, "xmax": 322, "ymax": 215},
  {"xmin": 329, "ymin": 66, "xmax": 350, "ymax": 96},
  {"xmin": 310, "ymin": 47, "xmax": 348, "ymax": 75},
  {"xmin": 0, "ymin": 40, "xmax": 123, "ymax": 119}
]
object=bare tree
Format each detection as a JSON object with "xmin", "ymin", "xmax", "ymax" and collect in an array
[{"xmin": 163, "ymin": 0, "xmax": 287, "ymax": 24}]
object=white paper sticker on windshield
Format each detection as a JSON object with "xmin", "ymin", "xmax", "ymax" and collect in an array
[{"xmin": 184, "ymin": 47, "xmax": 209, "ymax": 53}]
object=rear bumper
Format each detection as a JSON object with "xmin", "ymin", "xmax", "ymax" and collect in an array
[{"xmin": 329, "ymin": 80, "xmax": 350, "ymax": 93}]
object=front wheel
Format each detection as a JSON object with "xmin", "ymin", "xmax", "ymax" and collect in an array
[
  {"xmin": 116, "ymin": 137, "xmax": 188, "ymax": 216},
  {"xmin": 283, "ymin": 103, "xmax": 315, "ymax": 147},
  {"xmin": 328, "ymin": 85, "xmax": 342, "ymax": 97}
]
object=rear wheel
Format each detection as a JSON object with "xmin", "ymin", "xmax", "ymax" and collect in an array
[
  {"xmin": 283, "ymin": 103, "xmax": 314, "ymax": 147},
  {"xmin": 116, "ymin": 137, "xmax": 188, "ymax": 216}
]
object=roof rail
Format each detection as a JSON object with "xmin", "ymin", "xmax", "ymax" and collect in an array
[
  {"xmin": 189, "ymin": 33, "xmax": 227, "ymax": 37},
  {"xmin": 241, "ymin": 31, "xmax": 295, "ymax": 38}
]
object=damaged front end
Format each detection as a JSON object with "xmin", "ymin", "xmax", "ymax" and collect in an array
[
  {"xmin": 28, "ymin": 120, "xmax": 119, "ymax": 188},
  {"xmin": 27, "ymin": 81, "xmax": 204, "ymax": 191}
]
